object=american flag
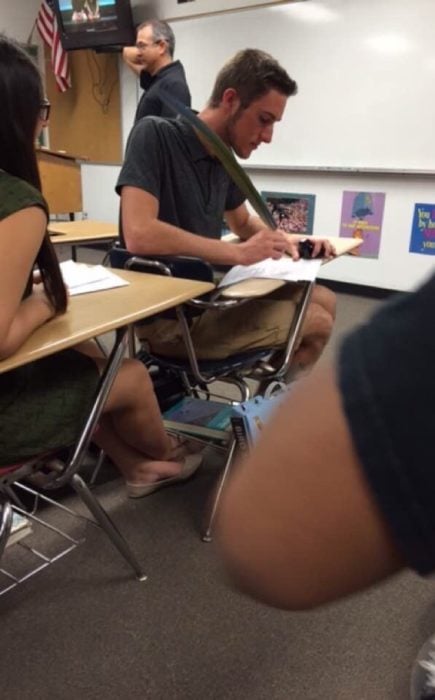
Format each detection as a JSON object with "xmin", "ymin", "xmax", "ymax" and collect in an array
[{"xmin": 36, "ymin": 0, "xmax": 71, "ymax": 92}]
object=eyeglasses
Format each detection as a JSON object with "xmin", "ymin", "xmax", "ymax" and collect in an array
[
  {"xmin": 40, "ymin": 99, "xmax": 51, "ymax": 122},
  {"xmin": 135, "ymin": 40, "xmax": 162, "ymax": 50}
]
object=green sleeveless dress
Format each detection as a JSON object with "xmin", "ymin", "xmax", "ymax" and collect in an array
[{"xmin": 0, "ymin": 171, "xmax": 100, "ymax": 466}]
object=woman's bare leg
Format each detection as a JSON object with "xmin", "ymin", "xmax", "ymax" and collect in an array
[
  {"xmin": 94, "ymin": 415, "xmax": 183, "ymax": 484},
  {"xmin": 76, "ymin": 341, "xmax": 171, "ymax": 458},
  {"xmin": 75, "ymin": 342, "xmax": 192, "ymax": 483}
]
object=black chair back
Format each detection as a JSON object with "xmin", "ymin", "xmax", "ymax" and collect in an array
[{"xmin": 109, "ymin": 247, "xmax": 214, "ymax": 322}]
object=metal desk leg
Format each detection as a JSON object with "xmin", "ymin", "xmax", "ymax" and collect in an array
[
  {"xmin": 71, "ymin": 473, "xmax": 147, "ymax": 581},
  {"xmin": 202, "ymin": 438, "xmax": 237, "ymax": 543},
  {"xmin": 47, "ymin": 326, "xmax": 147, "ymax": 580}
]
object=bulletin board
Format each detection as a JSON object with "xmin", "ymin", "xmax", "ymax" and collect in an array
[{"xmin": 45, "ymin": 47, "xmax": 122, "ymax": 164}]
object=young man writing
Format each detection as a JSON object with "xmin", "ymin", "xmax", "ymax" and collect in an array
[{"xmin": 116, "ymin": 49, "xmax": 336, "ymax": 372}]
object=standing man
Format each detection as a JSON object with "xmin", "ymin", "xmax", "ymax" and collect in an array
[
  {"xmin": 122, "ymin": 19, "xmax": 191, "ymax": 123},
  {"xmin": 116, "ymin": 49, "xmax": 336, "ymax": 372}
]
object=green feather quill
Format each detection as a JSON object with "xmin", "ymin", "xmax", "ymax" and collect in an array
[{"xmin": 159, "ymin": 89, "xmax": 276, "ymax": 230}]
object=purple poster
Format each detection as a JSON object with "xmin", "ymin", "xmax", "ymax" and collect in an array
[{"xmin": 339, "ymin": 191, "xmax": 386, "ymax": 259}]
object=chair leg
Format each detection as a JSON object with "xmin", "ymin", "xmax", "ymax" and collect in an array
[
  {"xmin": 88, "ymin": 449, "xmax": 106, "ymax": 486},
  {"xmin": 201, "ymin": 438, "xmax": 237, "ymax": 543},
  {"xmin": 0, "ymin": 500, "xmax": 13, "ymax": 561},
  {"xmin": 70, "ymin": 473, "xmax": 147, "ymax": 581}
]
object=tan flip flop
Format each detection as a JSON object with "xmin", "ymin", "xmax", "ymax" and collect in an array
[{"xmin": 126, "ymin": 453, "xmax": 203, "ymax": 498}]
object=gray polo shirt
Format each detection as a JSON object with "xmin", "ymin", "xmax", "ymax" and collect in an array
[{"xmin": 116, "ymin": 116, "xmax": 245, "ymax": 244}]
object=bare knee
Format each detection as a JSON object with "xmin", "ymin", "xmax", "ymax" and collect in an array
[
  {"xmin": 303, "ymin": 302, "xmax": 335, "ymax": 343},
  {"xmin": 292, "ymin": 303, "xmax": 334, "ymax": 370},
  {"xmin": 119, "ymin": 358, "xmax": 153, "ymax": 391},
  {"xmin": 311, "ymin": 285, "xmax": 336, "ymax": 320},
  {"xmin": 105, "ymin": 358, "xmax": 154, "ymax": 412}
]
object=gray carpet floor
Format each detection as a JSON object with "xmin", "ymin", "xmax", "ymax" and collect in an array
[{"xmin": 1, "ymin": 251, "xmax": 432, "ymax": 699}]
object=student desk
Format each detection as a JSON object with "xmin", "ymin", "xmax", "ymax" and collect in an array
[
  {"xmin": 48, "ymin": 220, "xmax": 119, "ymax": 262},
  {"xmin": 221, "ymin": 235, "xmax": 361, "ymax": 388},
  {"xmin": 220, "ymin": 236, "xmax": 361, "ymax": 299},
  {"xmin": 0, "ymin": 269, "xmax": 214, "ymax": 579},
  {"xmin": 0, "ymin": 269, "xmax": 213, "ymax": 373}
]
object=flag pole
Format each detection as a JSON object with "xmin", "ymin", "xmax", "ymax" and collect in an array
[{"xmin": 26, "ymin": 19, "xmax": 37, "ymax": 46}]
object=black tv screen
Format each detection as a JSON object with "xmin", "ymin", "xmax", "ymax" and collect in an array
[{"xmin": 53, "ymin": 0, "xmax": 135, "ymax": 51}]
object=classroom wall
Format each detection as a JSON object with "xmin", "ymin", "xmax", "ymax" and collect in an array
[
  {"xmin": 3, "ymin": 2, "xmax": 433, "ymax": 293},
  {"xmin": 130, "ymin": 0, "xmax": 293, "ymax": 23},
  {"xmin": 247, "ymin": 167, "xmax": 435, "ymax": 292},
  {"xmin": 173, "ymin": 1, "xmax": 435, "ymax": 171},
  {"xmin": 81, "ymin": 59, "xmax": 137, "ymax": 222},
  {"xmin": 0, "ymin": 0, "xmax": 41, "ymax": 42},
  {"xmin": 82, "ymin": 0, "xmax": 435, "ymax": 293}
]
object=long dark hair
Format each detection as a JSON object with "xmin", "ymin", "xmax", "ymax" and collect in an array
[{"xmin": 0, "ymin": 35, "xmax": 67, "ymax": 314}]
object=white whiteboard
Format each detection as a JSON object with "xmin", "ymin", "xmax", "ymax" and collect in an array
[
  {"xmin": 172, "ymin": 0, "xmax": 435, "ymax": 170},
  {"xmin": 131, "ymin": 0, "xmax": 292, "ymax": 22}
]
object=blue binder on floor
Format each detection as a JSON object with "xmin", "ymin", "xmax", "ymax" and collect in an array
[{"xmin": 231, "ymin": 390, "xmax": 291, "ymax": 451}]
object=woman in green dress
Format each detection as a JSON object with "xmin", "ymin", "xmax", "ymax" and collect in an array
[{"xmin": 0, "ymin": 36, "xmax": 201, "ymax": 497}]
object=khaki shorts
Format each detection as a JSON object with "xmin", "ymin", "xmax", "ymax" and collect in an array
[{"xmin": 137, "ymin": 284, "xmax": 302, "ymax": 360}]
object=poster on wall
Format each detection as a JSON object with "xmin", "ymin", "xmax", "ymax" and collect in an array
[
  {"xmin": 262, "ymin": 191, "xmax": 316, "ymax": 234},
  {"xmin": 338, "ymin": 191, "xmax": 386, "ymax": 259},
  {"xmin": 409, "ymin": 203, "xmax": 435, "ymax": 255}
]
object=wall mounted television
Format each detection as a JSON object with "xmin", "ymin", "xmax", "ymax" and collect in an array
[{"xmin": 53, "ymin": 0, "xmax": 135, "ymax": 51}]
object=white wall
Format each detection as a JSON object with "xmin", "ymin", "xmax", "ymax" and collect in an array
[
  {"xmin": 7, "ymin": 1, "xmax": 432, "ymax": 292},
  {"xmin": 81, "ymin": 59, "xmax": 136, "ymax": 221},
  {"xmin": 0, "ymin": 1, "xmax": 41, "ymax": 42},
  {"xmin": 248, "ymin": 167, "xmax": 435, "ymax": 292},
  {"xmin": 130, "ymin": 0, "xmax": 294, "ymax": 23}
]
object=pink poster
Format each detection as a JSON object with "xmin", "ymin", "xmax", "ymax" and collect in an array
[{"xmin": 339, "ymin": 191, "xmax": 386, "ymax": 258}]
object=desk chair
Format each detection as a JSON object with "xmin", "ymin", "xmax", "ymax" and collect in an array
[
  {"xmin": 0, "ymin": 329, "xmax": 147, "ymax": 594},
  {"xmin": 0, "ymin": 463, "xmax": 88, "ymax": 595},
  {"xmin": 109, "ymin": 247, "xmax": 312, "ymax": 399},
  {"xmin": 0, "ymin": 450, "xmax": 146, "ymax": 595},
  {"xmin": 109, "ymin": 247, "xmax": 315, "ymax": 540}
]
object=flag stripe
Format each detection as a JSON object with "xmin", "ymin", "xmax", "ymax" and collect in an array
[{"xmin": 36, "ymin": 1, "xmax": 71, "ymax": 92}]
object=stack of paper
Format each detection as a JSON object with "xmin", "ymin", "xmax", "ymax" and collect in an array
[
  {"xmin": 59, "ymin": 260, "xmax": 129, "ymax": 296},
  {"xmin": 219, "ymin": 257, "xmax": 322, "ymax": 288}
]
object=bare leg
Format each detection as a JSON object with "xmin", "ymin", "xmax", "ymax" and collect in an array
[
  {"xmin": 76, "ymin": 341, "xmax": 170, "ymax": 458},
  {"xmin": 94, "ymin": 415, "xmax": 183, "ymax": 485},
  {"xmin": 75, "ymin": 342, "xmax": 195, "ymax": 485},
  {"xmin": 288, "ymin": 285, "xmax": 336, "ymax": 376}
]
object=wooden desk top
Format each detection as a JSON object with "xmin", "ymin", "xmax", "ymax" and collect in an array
[
  {"xmin": 221, "ymin": 236, "xmax": 361, "ymax": 299},
  {"xmin": 49, "ymin": 220, "xmax": 118, "ymax": 244},
  {"xmin": 37, "ymin": 147, "xmax": 88, "ymax": 162},
  {"xmin": 0, "ymin": 270, "xmax": 213, "ymax": 374}
]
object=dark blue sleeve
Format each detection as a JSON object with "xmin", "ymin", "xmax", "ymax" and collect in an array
[{"xmin": 337, "ymin": 272, "xmax": 435, "ymax": 574}]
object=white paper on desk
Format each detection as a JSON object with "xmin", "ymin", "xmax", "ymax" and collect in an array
[
  {"xmin": 218, "ymin": 257, "xmax": 322, "ymax": 288},
  {"xmin": 59, "ymin": 260, "xmax": 128, "ymax": 296}
]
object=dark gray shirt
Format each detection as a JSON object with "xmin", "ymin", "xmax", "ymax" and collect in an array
[
  {"xmin": 135, "ymin": 61, "xmax": 191, "ymax": 123},
  {"xmin": 116, "ymin": 116, "xmax": 245, "ymax": 244},
  {"xmin": 338, "ymin": 272, "xmax": 435, "ymax": 575}
]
